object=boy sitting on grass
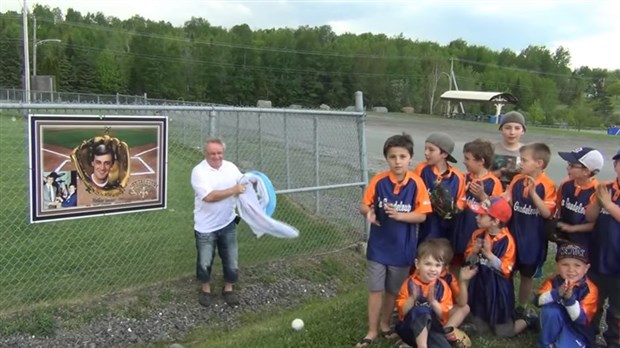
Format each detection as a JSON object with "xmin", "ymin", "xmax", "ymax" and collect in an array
[
  {"xmin": 394, "ymin": 239, "xmax": 454, "ymax": 348},
  {"xmin": 535, "ymin": 242, "xmax": 598, "ymax": 348}
]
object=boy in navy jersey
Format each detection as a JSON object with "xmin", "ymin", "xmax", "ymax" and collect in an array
[
  {"xmin": 554, "ymin": 147, "xmax": 604, "ymax": 250},
  {"xmin": 414, "ymin": 132, "xmax": 466, "ymax": 243},
  {"xmin": 395, "ymin": 239, "xmax": 454, "ymax": 348},
  {"xmin": 504, "ymin": 143, "xmax": 557, "ymax": 315},
  {"xmin": 586, "ymin": 148, "xmax": 620, "ymax": 348},
  {"xmin": 452, "ymin": 139, "xmax": 502, "ymax": 273},
  {"xmin": 464, "ymin": 196, "xmax": 533, "ymax": 337},
  {"xmin": 535, "ymin": 242, "xmax": 598, "ymax": 348},
  {"xmin": 357, "ymin": 133, "xmax": 432, "ymax": 348}
]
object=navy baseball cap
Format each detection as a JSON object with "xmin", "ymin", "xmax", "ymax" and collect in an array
[
  {"xmin": 614, "ymin": 149, "xmax": 620, "ymax": 160},
  {"xmin": 558, "ymin": 147, "xmax": 604, "ymax": 173}
]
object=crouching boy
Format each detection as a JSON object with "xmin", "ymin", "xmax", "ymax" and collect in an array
[
  {"xmin": 535, "ymin": 242, "xmax": 598, "ymax": 348},
  {"xmin": 395, "ymin": 239, "xmax": 453, "ymax": 348}
]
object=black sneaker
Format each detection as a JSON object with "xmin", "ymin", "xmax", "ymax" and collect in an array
[
  {"xmin": 223, "ymin": 290, "xmax": 240, "ymax": 307},
  {"xmin": 198, "ymin": 291, "xmax": 213, "ymax": 307}
]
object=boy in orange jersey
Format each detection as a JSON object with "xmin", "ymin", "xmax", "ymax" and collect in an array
[
  {"xmin": 535, "ymin": 242, "xmax": 598, "ymax": 347},
  {"xmin": 414, "ymin": 133, "xmax": 466, "ymax": 243},
  {"xmin": 356, "ymin": 133, "xmax": 432, "ymax": 348},
  {"xmin": 452, "ymin": 139, "xmax": 503, "ymax": 274},
  {"xmin": 434, "ymin": 238, "xmax": 477, "ymax": 346},
  {"xmin": 504, "ymin": 143, "xmax": 557, "ymax": 315},
  {"xmin": 464, "ymin": 196, "xmax": 534, "ymax": 337},
  {"xmin": 395, "ymin": 239, "xmax": 454, "ymax": 348}
]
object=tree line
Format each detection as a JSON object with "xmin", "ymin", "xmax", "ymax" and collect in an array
[{"xmin": 1, "ymin": 5, "xmax": 619, "ymax": 128}]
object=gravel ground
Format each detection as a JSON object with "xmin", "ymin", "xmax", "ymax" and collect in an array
[{"xmin": 0, "ymin": 252, "xmax": 357, "ymax": 348}]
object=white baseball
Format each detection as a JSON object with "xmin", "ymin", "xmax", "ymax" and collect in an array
[{"xmin": 291, "ymin": 318, "xmax": 304, "ymax": 331}]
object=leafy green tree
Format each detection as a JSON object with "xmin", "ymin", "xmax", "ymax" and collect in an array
[{"xmin": 527, "ymin": 99, "xmax": 545, "ymax": 125}]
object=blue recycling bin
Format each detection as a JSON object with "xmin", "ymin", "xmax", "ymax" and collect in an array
[
  {"xmin": 489, "ymin": 115, "xmax": 503, "ymax": 124},
  {"xmin": 608, "ymin": 126, "xmax": 620, "ymax": 136}
]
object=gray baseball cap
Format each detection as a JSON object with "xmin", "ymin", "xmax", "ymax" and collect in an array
[
  {"xmin": 426, "ymin": 132, "xmax": 457, "ymax": 163},
  {"xmin": 499, "ymin": 111, "xmax": 526, "ymax": 132}
]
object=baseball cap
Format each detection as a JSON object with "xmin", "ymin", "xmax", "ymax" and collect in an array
[
  {"xmin": 467, "ymin": 196, "xmax": 512, "ymax": 223},
  {"xmin": 556, "ymin": 242, "xmax": 589, "ymax": 264},
  {"xmin": 558, "ymin": 147, "xmax": 604, "ymax": 173},
  {"xmin": 613, "ymin": 148, "xmax": 620, "ymax": 160},
  {"xmin": 499, "ymin": 111, "xmax": 526, "ymax": 132},
  {"xmin": 426, "ymin": 132, "xmax": 457, "ymax": 163}
]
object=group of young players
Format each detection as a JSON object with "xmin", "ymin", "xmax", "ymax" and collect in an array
[{"xmin": 356, "ymin": 111, "xmax": 620, "ymax": 348}]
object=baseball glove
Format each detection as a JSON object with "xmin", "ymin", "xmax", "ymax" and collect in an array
[
  {"xmin": 430, "ymin": 179, "xmax": 456, "ymax": 219},
  {"xmin": 543, "ymin": 218, "xmax": 570, "ymax": 244}
]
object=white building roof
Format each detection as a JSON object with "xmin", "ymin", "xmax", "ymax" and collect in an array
[{"xmin": 440, "ymin": 91, "xmax": 518, "ymax": 104}]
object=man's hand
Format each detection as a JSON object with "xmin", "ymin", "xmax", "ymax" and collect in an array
[{"xmin": 235, "ymin": 183, "xmax": 247, "ymax": 195}]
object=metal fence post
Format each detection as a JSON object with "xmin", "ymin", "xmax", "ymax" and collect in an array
[
  {"xmin": 208, "ymin": 109, "xmax": 217, "ymax": 137},
  {"xmin": 314, "ymin": 115, "xmax": 320, "ymax": 213},
  {"xmin": 284, "ymin": 113, "xmax": 291, "ymax": 189},
  {"xmin": 258, "ymin": 112, "xmax": 263, "ymax": 169},
  {"xmin": 355, "ymin": 91, "xmax": 370, "ymax": 238}
]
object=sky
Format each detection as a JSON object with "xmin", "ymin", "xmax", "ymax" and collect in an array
[{"xmin": 3, "ymin": 0, "xmax": 619, "ymax": 71}]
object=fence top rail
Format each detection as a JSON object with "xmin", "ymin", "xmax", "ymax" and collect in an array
[{"xmin": 0, "ymin": 102, "xmax": 365, "ymax": 117}]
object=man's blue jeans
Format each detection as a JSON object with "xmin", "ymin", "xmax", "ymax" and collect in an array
[{"xmin": 195, "ymin": 221, "xmax": 238, "ymax": 284}]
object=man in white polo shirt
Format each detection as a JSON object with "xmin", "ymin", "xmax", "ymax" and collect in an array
[{"xmin": 191, "ymin": 137, "xmax": 246, "ymax": 307}]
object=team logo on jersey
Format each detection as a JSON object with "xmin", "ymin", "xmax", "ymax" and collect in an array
[
  {"xmin": 561, "ymin": 198, "xmax": 586, "ymax": 215},
  {"xmin": 513, "ymin": 201, "xmax": 539, "ymax": 216}
]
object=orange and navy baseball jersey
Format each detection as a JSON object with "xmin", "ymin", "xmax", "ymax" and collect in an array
[
  {"xmin": 536, "ymin": 274, "xmax": 598, "ymax": 326},
  {"xmin": 590, "ymin": 179, "xmax": 620, "ymax": 276},
  {"xmin": 506, "ymin": 173, "xmax": 557, "ymax": 267},
  {"xmin": 557, "ymin": 178, "xmax": 598, "ymax": 250},
  {"xmin": 396, "ymin": 273, "xmax": 453, "ymax": 325},
  {"xmin": 440, "ymin": 269, "xmax": 461, "ymax": 303},
  {"xmin": 465, "ymin": 227, "xmax": 516, "ymax": 278},
  {"xmin": 362, "ymin": 170, "xmax": 432, "ymax": 266},
  {"xmin": 453, "ymin": 173, "xmax": 503, "ymax": 255},
  {"xmin": 414, "ymin": 161, "xmax": 466, "ymax": 242}
]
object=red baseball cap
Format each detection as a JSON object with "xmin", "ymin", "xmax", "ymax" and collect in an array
[{"xmin": 467, "ymin": 196, "xmax": 512, "ymax": 223}]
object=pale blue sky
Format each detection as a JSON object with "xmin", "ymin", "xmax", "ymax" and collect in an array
[{"xmin": 3, "ymin": 0, "xmax": 619, "ymax": 70}]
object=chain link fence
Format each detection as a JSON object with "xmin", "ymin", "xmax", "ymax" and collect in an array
[{"xmin": 0, "ymin": 100, "xmax": 368, "ymax": 314}]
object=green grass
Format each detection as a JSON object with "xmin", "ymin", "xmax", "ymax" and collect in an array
[{"xmin": 135, "ymin": 249, "xmax": 556, "ymax": 348}]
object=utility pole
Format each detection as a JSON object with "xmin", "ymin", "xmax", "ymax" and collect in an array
[
  {"xmin": 450, "ymin": 57, "xmax": 465, "ymax": 114},
  {"xmin": 22, "ymin": 0, "xmax": 31, "ymax": 104}
]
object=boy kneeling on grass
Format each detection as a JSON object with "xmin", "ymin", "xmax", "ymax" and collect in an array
[
  {"xmin": 463, "ymin": 196, "xmax": 536, "ymax": 337},
  {"xmin": 394, "ymin": 239, "xmax": 454, "ymax": 348},
  {"xmin": 535, "ymin": 242, "xmax": 598, "ymax": 348}
]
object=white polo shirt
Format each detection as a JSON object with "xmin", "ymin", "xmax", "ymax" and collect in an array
[{"xmin": 191, "ymin": 159, "xmax": 243, "ymax": 233}]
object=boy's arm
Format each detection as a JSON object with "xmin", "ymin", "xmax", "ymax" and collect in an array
[
  {"xmin": 597, "ymin": 184, "xmax": 620, "ymax": 223},
  {"xmin": 585, "ymin": 193, "xmax": 601, "ymax": 222},
  {"xmin": 527, "ymin": 177, "xmax": 556, "ymax": 218},
  {"xmin": 536, "ymin": 277, "xmax": 560, "ymax": 306},
  {"xmin": 390, "ymin": 176, "xmax": 432, "ymax": 223},
  {"xmin": 456, "ymin": 267, "xmax": 477, "ymax": 306},
  {"xmin": 396, "ymin": 278, "xmax": 416, "ymax": 318},
  {"xmin": 428, "ymin": 280, "xmax": 452, "ymax": 323},
  {"xmin": 564, "ymin": 283, "xmax": 598, "ymax": 326}
]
